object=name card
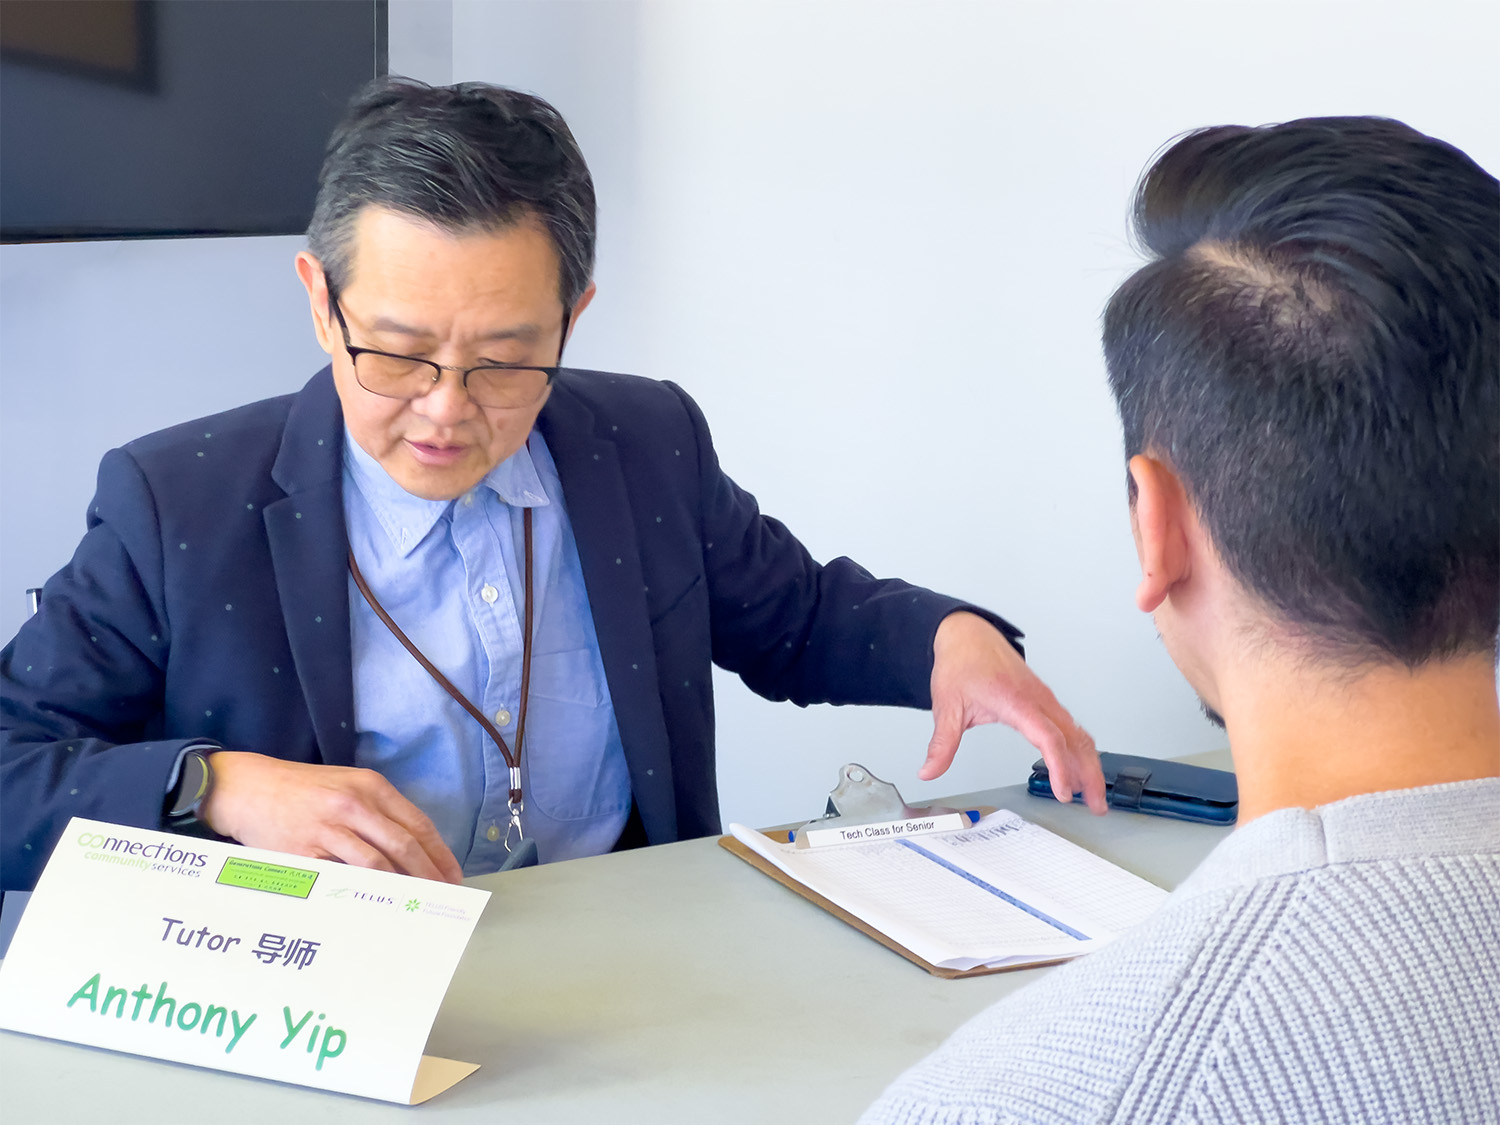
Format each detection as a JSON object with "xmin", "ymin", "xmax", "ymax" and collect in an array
[
  {"xmin": 0, "ymin": 818, "xmax": 490, "ymax": 1105},
  {"xmin": 793, "ymin": 811, "xmax": 980, "ymax": 848}
]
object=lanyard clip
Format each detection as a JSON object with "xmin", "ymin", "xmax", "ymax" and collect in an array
[
  {"xmin": 504, "ymin": 766, "xmax": 525, "ymax": 853},
  {"xmin": 503, "ymin": 806, "xmax": 524, "ymax": 854}
]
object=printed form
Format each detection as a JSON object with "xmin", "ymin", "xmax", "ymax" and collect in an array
[{"xmin": 730, "ymin": 811, "xmax": 1168, "ymax": 971}]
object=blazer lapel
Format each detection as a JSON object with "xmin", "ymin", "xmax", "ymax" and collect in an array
[
  {"xmin": 266, "ymin": 368, "xmax": 357, "ymax": 766},
  {"xmin": 537, "ymin": 377, "xmax": 677, "ymax": 840}
]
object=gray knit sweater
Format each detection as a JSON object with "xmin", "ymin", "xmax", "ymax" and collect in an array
[{"xmin": 860, "ymin": 779, "xmax": 1500, "ymax": 1125}]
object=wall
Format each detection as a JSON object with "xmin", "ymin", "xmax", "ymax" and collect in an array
[{"xmin": 4, "ymin": 0, "xmax": 1496, "ymax": 834}]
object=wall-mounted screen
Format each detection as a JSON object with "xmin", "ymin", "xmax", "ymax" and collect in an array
[{"xmin": 0, "ymin": 0, "xmax": 387, "ymax": 241}]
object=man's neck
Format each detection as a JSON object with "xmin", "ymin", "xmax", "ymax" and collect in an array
[{"xmin": 1220, "ymin": 652, "xmax": 1500, "ymax": 824}]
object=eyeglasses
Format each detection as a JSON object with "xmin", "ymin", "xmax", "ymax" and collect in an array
[{"xmin": 330, "ymin": 300, "xmax": 569, "ymax": 409}]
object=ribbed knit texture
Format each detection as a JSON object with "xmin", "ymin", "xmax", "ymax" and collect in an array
[{"xmin": 860, "ymin": 779, "xmax": 1500, "ymax": 1125}]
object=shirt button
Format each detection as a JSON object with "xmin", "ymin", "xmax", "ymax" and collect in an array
[
  {"xmin": 494, "ymin": 709, "xmax": 512, "ymax": 727},
  {"xmin": 486, "ymin": 824, "xmax": 500, "ymax": 842},
  {"xmin": 480, "ymin": 584, "xmax": 499, "ymax": 604},
  {"xmin": 462, "ymin": 492, "xmax": 475, "ymax": 507}
]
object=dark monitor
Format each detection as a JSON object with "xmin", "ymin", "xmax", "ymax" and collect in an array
[{"xmin": 0, "ymin": 0, "xmax": 387, "ymax": 241}]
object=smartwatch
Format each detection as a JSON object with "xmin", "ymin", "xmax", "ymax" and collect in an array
[{"xmin": 164, "ymin": 748, "xmax": 217, "ymax": 836}]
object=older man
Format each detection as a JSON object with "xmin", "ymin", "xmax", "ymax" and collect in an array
[
  {"xmin": 0, "ymin": 79, "xmax": 1103, "ymax": 890},
  {"xmin": 862, "ymin": 117, "xmax": 1499, "ymax": 1124}
]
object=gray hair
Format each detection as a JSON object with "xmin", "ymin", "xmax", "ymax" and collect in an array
[{"xmin": 307, "ymin": 77, "xmax": 596, "ymax": 308}]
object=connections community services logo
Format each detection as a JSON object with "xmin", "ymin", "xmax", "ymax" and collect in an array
[{"xmin": 75, "ymin": 830, "xmax": 207, "ymax": 878}]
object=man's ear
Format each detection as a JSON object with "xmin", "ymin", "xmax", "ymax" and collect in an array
[
  {"xmin": 294, "ymin": 251, "xmax": 336, "ymax": 357},
  {"xmin": 565, "ymin": 281, "xmax": 597, "ymax": 345},
  {"xmin": 1128, "ymin": 454, "xmax": 1192, "ymax": 614}
]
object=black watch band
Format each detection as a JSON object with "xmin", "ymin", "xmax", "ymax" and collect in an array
[{"xmin": 164, "ymin": 749, "xmax": 216, "ymax": 836}]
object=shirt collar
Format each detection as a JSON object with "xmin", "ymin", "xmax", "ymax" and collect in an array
[{"xmin": 342, "ymin": 430, "xmax": 551, "ymax": 558}]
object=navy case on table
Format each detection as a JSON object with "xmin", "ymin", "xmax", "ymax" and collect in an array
[{"xmin": 1028, "ymin": 752, "xmax": 1238, "ymax": 825}]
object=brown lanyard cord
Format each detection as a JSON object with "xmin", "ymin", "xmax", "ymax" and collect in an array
[{"xmin": 347, "ymin": 507, "xmax": 535, "ymax": 842}]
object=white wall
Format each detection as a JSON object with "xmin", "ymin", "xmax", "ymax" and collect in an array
[
  {"xmin": 388, "ymin": 0, "xmax": 452, "ymax": 86},
  {"xmin": 4, "ymin": 0, "xmax": 1496, "ymax": 834}
]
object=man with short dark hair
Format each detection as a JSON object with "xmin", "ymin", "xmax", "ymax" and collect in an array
[
  {"xmin": 862, "ymin": 117, "xmax": 1499, "ymax": 1124},
  {"xmin": 0, "ymin": 79, "xmax": 1105, "ymax": 890}
]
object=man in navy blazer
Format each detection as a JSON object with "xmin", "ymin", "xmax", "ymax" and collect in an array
[{"xmin": 0, "ymin": 80, "xmax": 1103, "ymax": 890}]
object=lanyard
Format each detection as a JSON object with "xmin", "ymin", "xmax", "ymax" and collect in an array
[{"xmin": 347, "ymin": 506, "xmax": 535, "ymax": 852}]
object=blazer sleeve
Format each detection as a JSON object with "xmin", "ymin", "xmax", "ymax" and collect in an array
[
  {"xmin": 665, "ymin": 383, "xmax": 1022, "ymax": 709},
  {"xmin": 1, "ymin": 448, "xmax": 215, "ymax": 891}
]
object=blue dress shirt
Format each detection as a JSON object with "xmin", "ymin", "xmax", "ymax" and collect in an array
[{"xmin": 342, "ymin": 429, "xmax": 631, "ymax": 872}]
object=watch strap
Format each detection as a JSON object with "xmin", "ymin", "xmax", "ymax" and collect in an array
[{"xmin": 164, "ymin": 747, "xmax": 218, "ymax": 835}]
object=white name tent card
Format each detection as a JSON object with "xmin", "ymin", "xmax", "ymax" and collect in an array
[{"xmin": 0, "ymin": 818, "xmax": 490, "ymax": 1104}]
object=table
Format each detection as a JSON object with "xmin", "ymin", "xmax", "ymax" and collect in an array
[{"xmin": 0, "ymin": 751, "xmax": 1233, "ymax": 1123}]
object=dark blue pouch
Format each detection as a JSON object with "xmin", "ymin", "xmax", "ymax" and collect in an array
[{"xmin": 1028, "ymin": 752, "xmax": 1238, "ymax": 825}]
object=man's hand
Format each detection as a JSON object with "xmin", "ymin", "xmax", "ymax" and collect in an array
[
  {"xmin": 926, "ymin": 611, "xmax": 1107, "ymax": 814},
  {"xmin": 201, "ymin": 752, "xmax": 464, "ymax": 883}
]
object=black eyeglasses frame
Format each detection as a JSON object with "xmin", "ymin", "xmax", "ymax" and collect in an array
[{"xmin": 328, "ymin": 299, "xmax": 572, "ymax": 408}]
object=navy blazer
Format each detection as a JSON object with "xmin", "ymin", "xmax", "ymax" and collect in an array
[{"xmin": 1, "ymin": 368, "xmax": 1017, "ymax": 889}]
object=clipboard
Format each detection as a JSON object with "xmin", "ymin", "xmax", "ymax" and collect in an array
[{"xmin": 717, "ymin": 829, "xmax": 1071, "ymax": 980}]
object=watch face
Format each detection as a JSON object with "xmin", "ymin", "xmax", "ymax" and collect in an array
[{"xmin": 171, "ymin": 753, "xmax": 210, "ymax": 818}]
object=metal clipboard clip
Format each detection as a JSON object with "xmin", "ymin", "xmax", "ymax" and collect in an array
[{"xmin": 787, "ymin": 763, "xmax": 984, "ymax": 849}]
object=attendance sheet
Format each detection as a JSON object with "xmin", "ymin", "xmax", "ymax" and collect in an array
[{"xmin": 730, "ymin": 811, "xmax": 1168, "ymax": 971}]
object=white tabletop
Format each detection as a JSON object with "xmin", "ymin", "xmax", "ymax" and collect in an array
[{"xmin": 0, "ymin": 751, "xmax": 1233, "ymax": 1123}]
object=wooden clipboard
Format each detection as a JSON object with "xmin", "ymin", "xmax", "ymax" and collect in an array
[{"xmin": 717, "ymin": 829, "xmax": 1071, "ymax": 980}]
